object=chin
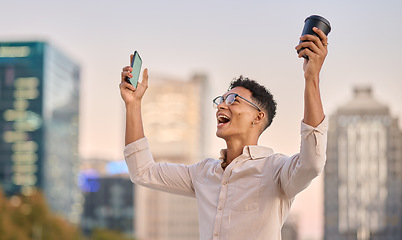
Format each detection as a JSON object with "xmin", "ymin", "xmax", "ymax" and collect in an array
[
  {"xmin": 216, "ymin": 129, "xmax": 226, "ymax": 139},
  {"xmin": 216, "ymin": 128, "xmax": 232, "ymax": 140},
  {"xmin": 216, "ymin": 130, "xmax": 224, "ymax": 139}
]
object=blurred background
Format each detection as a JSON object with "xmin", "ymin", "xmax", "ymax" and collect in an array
[{"xmin": 0, "ymin": 0, "xmax": 401, "ymax": 239}]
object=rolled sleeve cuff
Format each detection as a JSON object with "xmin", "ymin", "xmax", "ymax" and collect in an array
[
  {"xmin": 124, "ymin": 137, "xmax": 149, "ymax": 157},
  {"xmin": 301, "ymin": 116, "xmax": 328, "ymax": 156}
]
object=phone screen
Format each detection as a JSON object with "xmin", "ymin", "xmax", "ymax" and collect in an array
[{"xmin": 129, "ymin": 51, "xmax": 142, "ymax": 87}]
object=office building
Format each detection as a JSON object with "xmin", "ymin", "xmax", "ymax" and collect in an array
[
  {"xmin": 79, "ymin": 157, "xmax": 135, "ymax": 235},
  {"xmin": 0, "ymin": 41, "xmax": 82, "ymax": 223},
  {"xmin": 134, "ymin": 74, "xmax": 208, "ymax": 240},
  {"xmin": 324, "ymin": 86, "xmax": 402, "ymax": 240},
  {"xmin": 81, "ymin": 175, "xmax": 134, "ymax": 236}
]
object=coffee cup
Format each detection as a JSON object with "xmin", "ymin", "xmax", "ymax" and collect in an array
[{"xmin": 297, "ymin": 15, "xmax": 331, "ymax": 58}]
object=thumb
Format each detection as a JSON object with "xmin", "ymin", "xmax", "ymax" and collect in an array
[{"xmin": 142, "ymin": 68, "xmax": 148, "ymax": 86}]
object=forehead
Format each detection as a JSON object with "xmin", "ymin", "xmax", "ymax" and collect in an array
[{"xmin": 223, "ymin": 86, "xmax": 252, "ymax": 99}]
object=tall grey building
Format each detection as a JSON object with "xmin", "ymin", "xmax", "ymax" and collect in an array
[
  {"xmin": 134, "ymin": 74, "xmax": 208, "ymax": 240},
  {"xmin": 324, "ymin": 86, "xmax": 402, "ymax": 240},
  {"xmin": 0, "ymin": 41, "xmax": 82, "ymax": 223}
]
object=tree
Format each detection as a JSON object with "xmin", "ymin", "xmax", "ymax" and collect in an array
[
  {"xmin": 90, "ymin": 228, "xmax": 136, "ymax": 240},
  {"xmin": 0, "ymin": 188, "xmax": 136, "ymax": 240},
  {"xmin": 0, "ymin": 188, "xmax": 82, "ymax": 240}
]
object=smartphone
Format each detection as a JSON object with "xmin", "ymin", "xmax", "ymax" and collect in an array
[{"xmin": 127, "ymin": 51, "xmax": 142, "ymax": 88}]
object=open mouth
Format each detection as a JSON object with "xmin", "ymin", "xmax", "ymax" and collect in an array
[{"xmin": 217, "ymin": 114, "xmax": 231, "ymax": 127}]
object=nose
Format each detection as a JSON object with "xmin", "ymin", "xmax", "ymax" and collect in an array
[{"xmin": 217, "ymin": 101, "xmax": 228, "ymax": 110}]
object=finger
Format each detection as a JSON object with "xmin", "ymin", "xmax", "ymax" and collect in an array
[
  {"xmin": 297, "ymin": 47, "xmax": 313, "ymax": 59},
  {"xmin": 121, "ymin": 70, "xmax": 133, "ymax": 80},
  {"xmin": 130, "ymin": 54, "xmax": 133, "ymax": 65},
  {"xmin": 121, "ymin": 70, "xmax": 133, "ymax": 84},
  {"xmin": 120, "ymin": 81, "xmax": 136, "ymax": 92},
  {"xmin": 141, "ymin": 68, "xmax": 149, "ymax": 88},
  {"xmin": 299, "ymin": 34, "xmax": 322, "ymax": 47},
  {"xmin": 297, "ymin": 41, "xmax": 320, "ymax": 54},
  {"xmin": 299, "ymin": 35, "xmax": 327, "ymax": 55},
  {"xmin": 122, "ymin": 66, "xmax": 132, "ymax": 72},
  {"xmin": 313, "ymin": 27, "xmax": 328, "ymax": 46}
]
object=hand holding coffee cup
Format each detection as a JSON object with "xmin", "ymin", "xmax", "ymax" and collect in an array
[{"xmin": 297, "ymin": 15, "xmax": 331, "ymax": 59}]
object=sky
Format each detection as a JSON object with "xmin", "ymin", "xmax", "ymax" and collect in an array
[{"xmin": 2, "ymin": 0, "xmax": 402, "ymax": 239}]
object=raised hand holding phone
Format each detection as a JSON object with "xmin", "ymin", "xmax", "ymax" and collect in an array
[
  {"xmin": 126, "ymin": 51, "xmax": 142, "ymax": 88},
  {"xmin": 120, "ymin": 53, "xmax": 148, "ymax": 105}
]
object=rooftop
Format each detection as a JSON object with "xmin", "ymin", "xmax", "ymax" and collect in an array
[{"xmin": 336, "ymin": 85, "xmax": 389, "ymax": 115}]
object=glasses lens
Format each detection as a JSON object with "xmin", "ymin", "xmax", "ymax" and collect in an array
[
  {"xmin": 225, "ymin": 94, "xmax": 236, "ymax": 105},
  {"xmin": 213, "ymin": 96, "xmax": 223, "ymax": 108}
]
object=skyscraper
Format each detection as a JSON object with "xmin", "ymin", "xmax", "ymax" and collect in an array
[
  {"xmin": 0, "ymin": 41, "xmax": 82, "ymax": 223},
  {"xmin": 134, "ymin": 74, "xmax": 208, "ymax": 240},
  {"xmin": 324, "ymin": 86, "xmax": 402, "ymax": 240}
]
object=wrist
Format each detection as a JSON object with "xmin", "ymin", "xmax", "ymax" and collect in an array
[
  {"xmin": 125, "ymin": 100, "xmax": 142, "ymax": 110},
  {"xmin": 305, "ymin": 74, "xmax": 320, "ymax": 85}
]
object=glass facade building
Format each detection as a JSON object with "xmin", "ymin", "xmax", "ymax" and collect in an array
[
  {"xmin": 324, "ymin": 86, "xmax": 402, "ymax": 240},
  {"xmin": 0, "ymin": 41, "xmax": 82, "ymax": 223}
]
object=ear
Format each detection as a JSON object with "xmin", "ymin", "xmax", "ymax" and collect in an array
[{"xmin": 254, "ymin": 111, "xmax": 266, "ymax": 125}]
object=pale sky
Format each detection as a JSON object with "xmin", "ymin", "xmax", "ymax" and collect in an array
[{"xmin": 2, "ymin": 1, "xmax": 402, "ymax": 239}]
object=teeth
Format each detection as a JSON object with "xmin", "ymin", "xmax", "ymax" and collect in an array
[
  {"xmin": 217, "ymin": 115, "xmax": 230, "ymax": 124},
  {"xmin": 218, "ymin": 115, "xmax": 230, "ymax": 120}
]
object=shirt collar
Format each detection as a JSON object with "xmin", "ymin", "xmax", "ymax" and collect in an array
[
  {"xmin": 243, "ymin": 145, "xmax": 274, "ymax": 159},
  {"xmin": 219, "ymin": 145, "xmax": 274, "ymax": 162}
]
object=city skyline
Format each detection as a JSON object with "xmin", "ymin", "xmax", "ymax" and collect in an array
[
  {"xmin": 1, "ymin": 1, "xmax": 401, "ymax": 160},
  {"xmin": 1, "ymin": 1, "xmax": 401, "ymax": 239}
]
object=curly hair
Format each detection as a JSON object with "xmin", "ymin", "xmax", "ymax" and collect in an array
[{"xmin": 228, "ymin": 76, "xmax": 277, "ymax": 130}]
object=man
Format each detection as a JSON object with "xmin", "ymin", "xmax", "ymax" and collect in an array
[{"xmin": 120, "ymin": 27, "xmax": 328, "ymax": 240}]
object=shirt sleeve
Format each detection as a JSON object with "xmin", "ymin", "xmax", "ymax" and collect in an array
[
  {"xmin": 275, "ymin": 116, "xmax": 328, "ymax": 199},
  {"xmin": 124, "ymin": 137, "xmax": 196, "ymax": 198}
]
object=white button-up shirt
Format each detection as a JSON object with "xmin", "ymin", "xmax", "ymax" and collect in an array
[{"xmin": 124, "ymin": 117, "xmax": 328, "ymax": 240}]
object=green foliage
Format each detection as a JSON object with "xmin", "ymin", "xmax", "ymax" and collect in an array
[
  {"xmin": 0, "ymin": 188, "xmax": 82, "ymax": 240},
  {"xmin": 0, "ymin": 189, "xmax": 30, "ymax": 240},
  {"xmin": 0, "ymin": 188, "xmax": 136, "ymax": 240},
  {"xmin": 90, "ymin": 228, "xmax": 136, "ymax": 240}
]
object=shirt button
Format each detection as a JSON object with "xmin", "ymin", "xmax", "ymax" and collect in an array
[
  {"xmin": 218, "ymin": 206, "xmax": 222, "ymax": 210},
  {"xmin": 214, "ymin": 233, "xmax": 219, "ymax": 236},
  {"xmin": 223, "ymin": 180, "xmax": 228, "ymax": 185}
]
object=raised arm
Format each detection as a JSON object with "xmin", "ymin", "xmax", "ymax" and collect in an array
[
  {"xmin": 120, "ymin": 56, "xmax": 195, "ymax": 197},
  {"xmin": 276, "ymin": 28, "xmax": 329, "ymax": 199},
  {"xmin": 295, "ymin": 27, "xmax": 328, "ymax": 127},
  {"xmin": 120, "ymin": 54, "xmax": 149, "ymax": 145}
]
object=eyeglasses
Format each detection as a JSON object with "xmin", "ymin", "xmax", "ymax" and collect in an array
[{"xmin": 213, "ymin": 93, "xmax": 261, "ymax": 111}]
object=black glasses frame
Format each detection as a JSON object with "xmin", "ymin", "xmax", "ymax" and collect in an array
[{"xmin": 213, "ymin": 93, "xmax": 261, "ymax": 112}]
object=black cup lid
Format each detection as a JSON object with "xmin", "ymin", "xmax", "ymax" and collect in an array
[{"xmin": 305, "ymin": 15, "xmax": 331, "ymax": 32}]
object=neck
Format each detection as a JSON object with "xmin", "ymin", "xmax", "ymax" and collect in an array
[{"xmin": 224, "ymin": 136, "xmax": 258, "ymax": 165}]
